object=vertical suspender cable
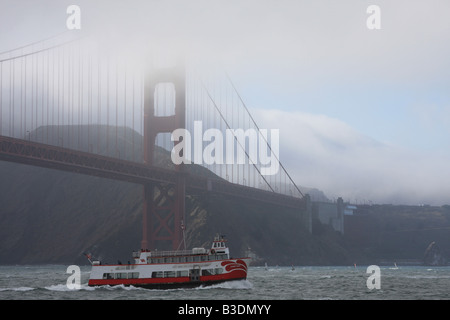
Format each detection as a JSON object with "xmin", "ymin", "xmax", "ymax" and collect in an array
[
  {"xmin": 46, "ymin": 49, "xmax": 49, "ymax": 143},
  {"xmin": 21, "ymin": 53, "xmax": 24, "ymax": 139},
  {"xmin": 97, "ymin": 56, "xmax": 101, "ymax": 154},
  {"xmin": 78, "ymin": 45, "xmax": 82, "ymax": 150},
  {"xmin": 11, "ymin": 59, "xmax": 14, "ymax": 137},
  {"xmin": 124, "ymin": 69, "xmax": 127, "ymax": 160},
  {"xmin": 41, "ymin": 51, "xmax": 44, "ymax": 142},
  {"xmin": 106, "ymin": 57, "xmax": 110, "ymax": 156},
  {"xmin": 88, "ymin": 54, "xmax": 92, "ymax": 152},
  {"xmin": 115, "ymin": 61, "xmax": 118, "ymax": 158},
  {"xmin": 0, "ymin": 62, "xmax": 2, "ymax": 135},
  {"xmin": 57, "ymin": 46, "xmax": 60, "ymax": 145},
  {"xmin": 0, "ymin": 62, "xmax": 3, "ymax": 135},
  {"xmin": 132, "ymin": 72, "xmax": 135, "ymax": 161},
  {"xmin": 30, "ymin": 53, "xmax": 34, "ymax": 138}
]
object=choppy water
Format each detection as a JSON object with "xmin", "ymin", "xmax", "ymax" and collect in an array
[{"xmin": 0, "ymin": 264, "xmax": 449, "ymax": 300}]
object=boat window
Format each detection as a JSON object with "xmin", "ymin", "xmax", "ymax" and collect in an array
[
  {"xmin": 215, "ymin": 268, "xmax": 223, "ymax": 275},
  {"xmin": 103, "ymin": 272, "xmax": 140, "ymax": 279},
  {"xmin": 115, "ymin": 273, "xmax": 128, "ymax": 279},
  {"xmin": 152, "ymin": 271, "xmax": 164, "ymax": 278},
  {"xmin": 176, "ymin": 270, "xmax": 188, "ymax": 277},
  {"xmin": 202, "ymin": 269, "xmax": 213, "ymax": 276},
  {"xmin": 164, "ymin": 271, "xmax": 176, "ymax": 278}
]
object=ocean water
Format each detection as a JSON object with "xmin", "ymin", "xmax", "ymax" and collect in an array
[{"xmin": 0, "ymin": 264, "xmax": 449, "ymax": 300}]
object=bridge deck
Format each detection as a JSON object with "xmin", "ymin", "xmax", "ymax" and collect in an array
[{"xmin": 0, "ymin": 135, "xmax": 304, "ymax": 209}]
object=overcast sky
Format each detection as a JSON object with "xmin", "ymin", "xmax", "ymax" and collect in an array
[{"xmin": 1, "ymin": 0, "xmax": 450, "ymax": 205}]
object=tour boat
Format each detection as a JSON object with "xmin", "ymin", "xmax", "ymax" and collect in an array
[{"xmin": 87, "ymin": 235, "xmax": 250, "ymax": 289}]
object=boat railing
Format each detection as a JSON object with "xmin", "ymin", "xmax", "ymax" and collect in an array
[{"xmin": 148, "ymin": 248, "xmax": 208, "ymax": 258}]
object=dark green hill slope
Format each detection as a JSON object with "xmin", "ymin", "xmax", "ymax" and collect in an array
[{"xmin": 344, "ymin": 205, "xmax": 450, "ymax": 265}]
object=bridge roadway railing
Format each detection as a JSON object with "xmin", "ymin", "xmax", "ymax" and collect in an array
[
  {"xmin": 186, "ymin": 174, "xmax": 305, "ymax": 209},
  {"xmin": 0, "ymin": 135, "xmax": 305, "ymax": 209}
]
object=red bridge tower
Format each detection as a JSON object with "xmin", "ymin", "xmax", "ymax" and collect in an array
[{"xmin": 141, "ymin": 63, "xmax": 186, "ymax": 251}]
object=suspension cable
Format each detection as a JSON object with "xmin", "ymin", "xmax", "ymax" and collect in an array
[{"xmin": 225, "ymin": 73, "xmax": 304, "ymax": 198}]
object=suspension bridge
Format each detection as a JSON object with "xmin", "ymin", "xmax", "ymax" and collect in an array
[{"xmin": 0, "ymin": 32, "xmax": 311, "ymax": 251}]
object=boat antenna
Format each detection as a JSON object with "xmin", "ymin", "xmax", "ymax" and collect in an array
[
  {"xmin": 83, "ymin": 253, "xmax": 93, "ymax": 265},
  {"xmin": 176, "ymin": 221, "xmax": 187, "ymax": 251}
]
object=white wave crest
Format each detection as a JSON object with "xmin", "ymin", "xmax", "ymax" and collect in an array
[
  {"xmin": 102, "ymin": 284, "xmax": 147, "ymax": 291},
  {"xmin": 44, "ymin": 283, "xmax": 96, "ymax": 291},
  {"xmin": 198, "ymin": 279, "xmax": 253, "ymax": 290},
  {"xmin": 0, "ymin": 286, "xmax": 35, "ymax": 292}
]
